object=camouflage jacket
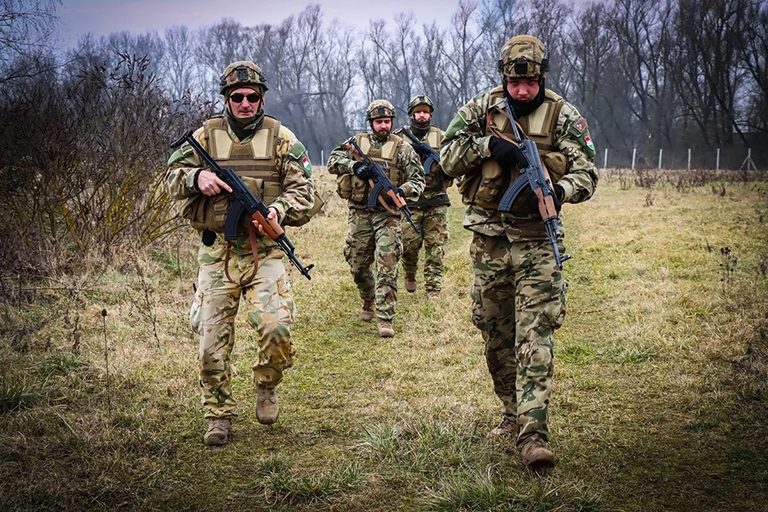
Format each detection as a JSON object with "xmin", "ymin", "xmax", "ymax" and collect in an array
[
  {"xmin": 327, "ymin": 131, "xmax": 425, "ymax": 211},
  {"xmin": 165, "ymin": 115, "xmax": 315, "ymax": 251},
  {"xmin": 440, "ymin": 87, "xmax": 598, "ymax": 239}
]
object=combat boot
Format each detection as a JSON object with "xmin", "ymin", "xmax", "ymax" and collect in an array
[
  {"xmin": 360, "ymin": 299, "xmax": 374, "ymax": 322},
  {"xmin": 519, "ymin": 436, "xmax": 555, "ymax": 471},
  {"xmin": 486, "ymin": 416, "xmax": 518, "ymax": 440},
  {"xmin": 405, "ymin": 273, "xmax": 417, "ymax": 293},
  {"xmin": 256, "ymin": 386, "xmax": 279, "ymax": 425},
  {"xmin": 204, "ymin": 417, "xmax": 232, "ymax": 446},
  {"xmin": 378, "ymin": 320, "xmax": 395, "ymax": 338}
]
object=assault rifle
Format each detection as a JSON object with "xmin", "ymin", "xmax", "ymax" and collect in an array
[
  {"xmin": 170, "ymin": 130, "xmax": 314, "ymax": 280},
  {"xmin": 395, "ymin": 127, "xmax": 440, "ymax": 175},
  {"xmin": 342, "ymin": 137, "xmax": 418, "ymax": 232},
  {"xmin": 494, "ymin": 98, "xmax": 571, "ymax": 269}
]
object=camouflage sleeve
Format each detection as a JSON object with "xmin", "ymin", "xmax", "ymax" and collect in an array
[
  {"xmin": 164, "ymin": 126, "xmax": 205, "ymax": 199},
  {"xmin": 439, "ymin": 92, "xmax": 493, "ymax": 178},
  {"xmin": 271, "ymin": 127, "xmax": 315, "ymax": 224},
  {"xmin": 327, "ymin": 144, "xmax": 356, "ymax": 175},
  {"xmin": 555, "ymin": 101, "xmax": 598, "ymax": 204},
  {"xmin": 397, "ymin": 142, "xmax": 426, "ymax": 200}
]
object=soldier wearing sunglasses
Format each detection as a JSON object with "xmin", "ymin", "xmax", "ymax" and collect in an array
[{"xmin": 165, "ymin": 61, "xmax": 317, "ymax": 446}]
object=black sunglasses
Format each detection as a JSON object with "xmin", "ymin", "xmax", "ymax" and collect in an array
[{"xmin": 229, "ymin": 92, "xmax": 262, "ymax": 103}]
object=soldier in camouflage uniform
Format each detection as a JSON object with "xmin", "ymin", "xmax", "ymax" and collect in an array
[
  {"xmin": 396, "ymin": 95, "xmax": 453, "ymax": 299},
  {"xmin": 327, "ymin": 100, "xmax": 425, "ymax": 337},
  {"xmin": 440, "ymin": 35, "xmax": 598, "ymax": 470},
  {"xmin": 165, "ymin": 61, "xmax": 315, "ymax": 446}
]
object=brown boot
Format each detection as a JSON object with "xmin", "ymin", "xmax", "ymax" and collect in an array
[
  {"xmin": 256, "ymin": 386, "xmax": 279, "ymax": 425},
  {"xmin": 405, "ymin": 274, "xmax": 416, "ymax": 293},
  {"xmin": 486, "ymin": 416, "xmax": 518, "ymax": 440},
  {"xmin": 426, "ymin": 290, "xmax": 440, "ymax": 300},
  {"xmin": 360, "ymin": 299, "xmax": 374, "ymax": 322},
  {"xmin": 520, "ymin": 436, "xmax": 555, "ymax": 471},
  {"xmin": 204, "ymin": 417, "xmax": 232, "ymax": 446},
  {"xmin": 378, "ymin": 320, "xmax": 395, "ymax": 337}
]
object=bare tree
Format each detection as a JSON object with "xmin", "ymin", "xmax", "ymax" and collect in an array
[
  {"xmin": 162, "ymin": 25, "xmax": 196, "ymax": 100},
  {"xmin": 442, "ymin": 0, "xmax": 485, "ymax": 109},
  {"xmin": 673, "ymin": 0, "xmax": 752, "ymax": 145},
  {"xmin": 0, "ymin": 0, "xmax": 60, "ymax": 83}
]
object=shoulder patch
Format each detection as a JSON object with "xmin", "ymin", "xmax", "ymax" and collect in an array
[
  {"xmin": 572, "ymin": 117, "xmax": 589, "ymax": 135},
  {"xmin": 288, "ymin": 141, "xmax": 312, "ymax": 176},
  {"xmin": 167, "ymin": 143, "xmax": 194, "ymax": 166}
]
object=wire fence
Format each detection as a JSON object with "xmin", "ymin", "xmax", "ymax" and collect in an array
[{"xmin": 600, "ymin": 144, "xmax": 766, "ymax": 171}]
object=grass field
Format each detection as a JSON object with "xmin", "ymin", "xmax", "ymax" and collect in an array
[{"xmin": 1, "ymin": 169, "xmax": 766, "ymax": 511}]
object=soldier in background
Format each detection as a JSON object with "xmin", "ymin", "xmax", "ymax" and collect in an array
[
  {"xmin": 327, "ymin": 100, "xmax": 425, "ymax": 337},
  {"xmin": 396, "ymin": 95, "xmax": 453, "ymax": 299},
  {"xmin": 165, "ymin": 61, "xmax": 316, "ymax": 446},
  {"xmin": 440, "ymin": 35, "xmax": 598, "ymax": 470}
]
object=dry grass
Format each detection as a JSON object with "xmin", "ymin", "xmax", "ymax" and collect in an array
[{"xmin": 0, "ymin": 168, "xmax": 766, "ymax": 511}]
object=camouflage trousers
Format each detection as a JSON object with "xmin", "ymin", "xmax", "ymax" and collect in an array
[
  {"xmin": 401, "ymin": 205, "xmax": 449, "ymax": 293},
  {"xmin": 190, "ymin": 236, "xmax": 296, "ymax": 419},
  {"xmin": 343, "ymin": 208, "xmax": 403, "ymax": 321},
  {"xmin": 470, "ymin": 232, "xmax": 567, "ymax": 446}
]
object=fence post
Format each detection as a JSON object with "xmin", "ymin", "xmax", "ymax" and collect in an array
[
  {"xmin": 716, "ymin": 148, "xmax": 720, "ymax": 171},
  {"xmin": 321, "ymin": 149, "xmax": 325, "ymax": 166},
  {"xmin": 658, "ymin": 148, "xmax": 663, "ymax": 169},
  {"xmin": 603, "ymin": 147, "xmax": 608, "ymax": 169},
  {"xmin": 687, "ymin": 148, "xmax": 691, "ymax": 171},
  {"xmin": 632, "ymin": 146, "xmax": 636, "ymax": 170}
]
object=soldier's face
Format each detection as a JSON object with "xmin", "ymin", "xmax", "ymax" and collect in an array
[
  {"xmin": 412, "ymin": 110, "xmax": 431, "ymax": 124},
  {"xmin": 506, "ymin": 78, "xmax": 540, "ymax": 102},
  {"xmin": 372, "ymin": 117, "xmax": 392, "ymax": 135},
  {"xmin": 227, "ymin": 86, "xmax": 262, "ymax": 119}
]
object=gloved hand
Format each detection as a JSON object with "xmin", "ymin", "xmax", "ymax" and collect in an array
[
  {"xmin": 353, "ymin": 161, "xmax": 375, "ymax": 180},
  {"xmin": 489, "ymin": 136, "xmax": 528, "ymax": 170},
  {"xmin": 395, "ymin": 187, "xmax": 407, "ymax": 199},
  {"xmin": 524, "ymin": 185, "xmax": 562, "ymax": 218}
]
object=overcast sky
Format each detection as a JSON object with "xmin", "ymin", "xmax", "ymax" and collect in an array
[{"xmin": 56, "ymin": 0, "xmax": 456, "ymax": 47}]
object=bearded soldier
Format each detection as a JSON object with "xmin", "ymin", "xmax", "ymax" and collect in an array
[
  {"xmin": 396, "ymin": 95, "xmax": 453, "ymax": 299},
  {"xmin": 327, "ymin": 100, "xmax": 425, "ymax": 337},
  {"xmin": 440, "ymin": 35, "xmax": 598, "ymax": 470},
  {"xmin": 165, "ymin": 61, "xmax": 316, "ymax": 446}
]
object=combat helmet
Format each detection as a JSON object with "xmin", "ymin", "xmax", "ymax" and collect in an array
[
  {"xmin": 366, "ymin": 99, "xmax": 396, "ymax": 121},
  {"xmin": 408, "ymin": 95, "xmax": 434, "ymax": 115},
  {"xmin": 498, "ymin": 35, "xmax": 549, "ymax": 79},
  {"xmin": 219, "ymin": 60, "xmax": 269, "ymax": 95}
]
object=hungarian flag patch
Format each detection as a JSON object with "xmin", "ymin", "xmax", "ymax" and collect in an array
[{"xmin": 300, "ymin": 154, "xmax": 311, "ymax": 173}]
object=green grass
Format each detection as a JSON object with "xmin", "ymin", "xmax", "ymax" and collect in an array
[{"xmin": 0, "ymin": 169, "xmax": 766, "ymax": 511}]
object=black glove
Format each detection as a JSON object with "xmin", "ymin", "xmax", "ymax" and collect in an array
[
  {"xmin": 524, "ymin": 185, "xmax": 562, "ymax": 218},
  {"xmin": 353, "ymin": 161, "xmax": 375, "ymax": 179},
  {"xmin": 489, "ymin": 136, "xmax": 528, "ymax": 170},
  {"xmin": 554, "ymin": 184, "xmax": 565, "ymax": 204},
  {"xmin": 395, "ymin": 187, "xmax": 406, "ymax": 199}
]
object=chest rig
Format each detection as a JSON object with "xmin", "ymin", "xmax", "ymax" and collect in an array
[
  {"xmin": 459, "ymin": 87, "xmax": 564, "ymax": 211},
  {"xmin": 338, "ymin": 132, "xmax": 406, "ymax": 205}
]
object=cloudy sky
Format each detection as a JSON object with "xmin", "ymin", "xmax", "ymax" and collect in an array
[{"xmin": 57, "ymin": 0, "xmax": 456, "ymax": 47}]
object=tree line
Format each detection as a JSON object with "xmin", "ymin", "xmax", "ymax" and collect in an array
[{"xmin": 0, "ymin": 0, "xmax": 766, "ymax": 273}]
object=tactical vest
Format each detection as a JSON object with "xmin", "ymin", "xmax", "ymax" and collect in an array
[
  {"xmin": 340, "ymin": 132, "xmax": 406, "ymax": 205},
  {"xmin": 420, "ymin": 125, "xmax": 449, "ymax": 191},
  {"xmin": 183, "ymin": 115, "xmax": 285, "ymax": 233},
  {"xmin": 459, "ymin": 87, "xmax": 565, "ymax": 212}
]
